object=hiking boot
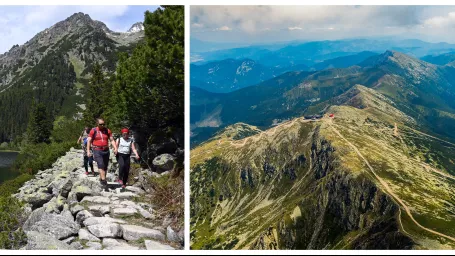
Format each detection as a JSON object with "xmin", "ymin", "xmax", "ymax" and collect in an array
[
  {"xmin": 85, "ymin": 171, "xmax": 89, "ymax": 175},
  {"xmin": 117, "ymin": 179, "xmax": 123, "ymax": 185}
]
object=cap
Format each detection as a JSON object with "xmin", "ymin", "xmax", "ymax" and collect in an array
[{"xmin": 121, "ymin": 128, "xmax": 129, "ymax": 134}]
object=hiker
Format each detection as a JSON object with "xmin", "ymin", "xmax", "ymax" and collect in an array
[
  {"xmin": 115, "ymin": 128, "xmax": 140, "ymax": 189},
  {"xmin": 77, "ymin": 126, "xmax": 94, "ymax": 176},
  {"xmin": 86, "ymin": 118, "xmax": 118, "ymax": 189}
]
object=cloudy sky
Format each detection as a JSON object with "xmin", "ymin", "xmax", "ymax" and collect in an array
[
  {"xmin": 0, "ymin": 5, "xmax": 158, "ymax": 54},
  {"xmin": 191, "ymin": 6, "xmax": 455, "ymax": 44}
]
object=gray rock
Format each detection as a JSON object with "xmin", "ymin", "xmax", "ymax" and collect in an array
[
  {"xmin": 23, "ymin": 208, "xmax": 46, "ymax": 231},
  {"xmin": 88, "ymin": 205, "xmax": 110, "ymax": 216},
  {"xmin": 124, "ymin": 186, "xmax": 145, "ymax": 194},
  {"xmin": 43, "ymin": 195, "xmax": 65, "ymax": 214},
  {"xmin": 144, "ymin": 240, "xmax": 175, "ymax": 250},
  {"xmin": 166, "ymin": 226, "xmax": 179, "ymax": 243},
  {"xmin": 25, "ymin": 231, "xmax": 73, "ymax": 250},
  {"xmin": 60, "ymin": 178, "xmax": 73, "ymax": 198},
  {"xmin": 24, "ymin": 192, "xmax": 53, "ymax": 209},
  {"xmin": 78, "ymin": 228, "xmax": 100, "ymax": 242},
  {"xmin": 119, "ymin": 200, "xmax": 137, "ymax": 207},
  {"xmin": 61, "ymin": 209, "xmax": 74, "ymax": 221},
  {"xmin": 138, "ymin": 208, "xmax": 153, "ymax": 219},
  {"xmin": 71, "ymin": 241, "xmax": 83, "ymax": 250},
  {"xmin": 28, "ymin": 213, "xmax": 80, "ymax": 240},
  {"xmin": 73, "ymin": 185, "xmax": 94, "ymax": 201},
  {"xmin": 62, "ymin": 236, "xmax": 76, "ymax": 244},
  {"xmin": 76, "ymin": 210, "xmax": 93, "ymax": 225},
  {"xmin": 121, "ymin": 225, "xmax": 165, "ymax": 241},
  {"xmin": 112, "ymin": 207, "xmax": 137, "ymax": 217},
  {"xmin": 81, "ymin": 196, "xmax": 110, "ymax": 204},
  {"xmin": 83, "ymin": 217, "xmax": 126, "ymax": 226},
  {"xmin": 152, "ymin": 154, "xmax": 175, "ymax": 172},
  {"xmin": 102, "ymin": 238, "xmax": 122, "ymax": 247},
  {"xmin": 85, "ymin": 241, "xmax": 102, "ymax": 250},
  {"xmin": 102, "ymin": 238, "xmax": 139, "ymax": 250},
  {"xmin": 87, "ymin": 223, "xmax": 122, "ymax": 238},
  {"xmin": 116, "ymin": 191, "xmax": 138, "ymax": 199},
  {"xmin": 70, "ymin": 204, "xmax": 85, "ymax": 215}
]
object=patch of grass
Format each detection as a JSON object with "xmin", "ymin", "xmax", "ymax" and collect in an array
[{"xmin": 143, "ymin": 172, "xmax": 184, "ymax": 228}]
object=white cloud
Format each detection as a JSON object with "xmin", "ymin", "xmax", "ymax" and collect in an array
[
  {"xmin": 192, "ymin": 23, "xmax": 204, "ymax": 28},
  {"xmin": 424, "ymin": 12, "xmax": 455, "ymax": 27},
  {"xmin": 215, "ymin": 26, "xmax": 232, "ymax": 31},
  {"xmin": 191, "ymin": 6, "xmax": 455, "ymax": 43}
]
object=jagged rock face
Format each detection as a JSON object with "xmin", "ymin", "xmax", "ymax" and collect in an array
[
  {"xmin": 127, "ymin": 22, "xmax": 144, "ymax": 33},
  {"xmin": 251, "ymin": 129, "xmax": 413, "ymax": 249},
  {"xmin": 14, "ymin": 148, "xmax": 182, "ymax": 250}
]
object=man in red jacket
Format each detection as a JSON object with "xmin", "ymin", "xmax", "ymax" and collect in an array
[{"xmin": 87, "ymin": 118, "xmax": 118, "ymax": 189}]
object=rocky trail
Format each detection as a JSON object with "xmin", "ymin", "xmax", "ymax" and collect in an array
[{"xmin": 13, "ymin": 148, "xmax": 183, "ymax": 250}]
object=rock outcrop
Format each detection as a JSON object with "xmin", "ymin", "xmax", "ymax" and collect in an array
[{"xmin": 14, "ymin": 148, "xmax": 182, "ymax": 250}]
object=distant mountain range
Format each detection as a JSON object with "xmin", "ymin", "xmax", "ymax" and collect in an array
[
  {"xmin": 191, "ymin": 39, "xmax": 455, "ymax": 66},
  {"xmin": 191, "ymin": 50, "xmax": 455, "ymax": 145}
]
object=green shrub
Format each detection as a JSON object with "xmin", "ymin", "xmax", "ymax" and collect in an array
[{"xmin": 0, "ymin": 173, "xmax": 32, "ymax": 249}]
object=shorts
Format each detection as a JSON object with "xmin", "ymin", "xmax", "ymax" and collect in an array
[{"xmin": 93, "ymin": 149, "xmax": 110, "ymax": 170}]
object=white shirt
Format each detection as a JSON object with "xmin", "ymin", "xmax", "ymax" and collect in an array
[{"xmin": 118, "ymin": 137, "xmax": 133, "ymax": 154}]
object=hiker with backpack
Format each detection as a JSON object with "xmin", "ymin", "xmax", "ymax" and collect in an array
[
  {"xmin": 77, "ymin": 126, "xmax": 94, "ymax": 176},
  {"xmin": 115, "ymin": 128, "xmax": 140, "ymax": 189},
  {"xmin": 86, "ymin": 118, "xmax": 118, "ymax": 189}
]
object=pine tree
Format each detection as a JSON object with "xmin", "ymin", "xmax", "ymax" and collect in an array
[
  {"xmin": 109, "ymin": 6, "xmax": 184, "ymax": 132},
  {"xmin": 26, "ymin": 102, "xmax": 52, "ymax": 144},
  {"xmin": 83, "ymin": 63, "xmax": 108, "ymax": 126}
]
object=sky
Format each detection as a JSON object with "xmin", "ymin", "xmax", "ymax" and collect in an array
[
  {"xmin": 0, "ymin": 5, "xmax": 158, "ymax": 54},
  {"xmin": 191, "ymin": 6, "xmax": 455, "ymax": 44}
]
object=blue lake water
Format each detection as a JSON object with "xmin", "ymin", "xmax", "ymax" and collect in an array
[{"xmin": 0, "ymin": 151, "xmax": 19, "ymax": 184}]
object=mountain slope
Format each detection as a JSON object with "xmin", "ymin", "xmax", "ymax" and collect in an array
[
  {"xmin": 191, "ymin": 59, "xmax": 309, "ymax": 93},
  {"xmin": 0, "ymin": 12, "xmax": 143, "ymax": 142},
  {"xmin": 421, "ymin": 52, "xmax": 455, "ymax": 66},
  {"xmin": 311, "ymin": 51, "xmax": 378, "ymax": 70},
  {"xmin": 190, "ymin": 85, "xmax": 455, "ymax": 249}
]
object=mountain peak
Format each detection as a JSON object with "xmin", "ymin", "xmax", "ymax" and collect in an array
[
  {"xmin": 66, "ymin": 12, "xmax": 93, "ymax": 23},
  {"xmin": 127, "ymin": 22, "xmax": 144, "ymax": 33},
  {"xmin": 359, "ymin": 50, "xmax": 428, "ymax": 69}
]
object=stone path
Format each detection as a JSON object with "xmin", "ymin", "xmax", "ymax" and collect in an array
[{"xmin": 13, "ymin": 148, "xmax": 182, "ymax": 250}]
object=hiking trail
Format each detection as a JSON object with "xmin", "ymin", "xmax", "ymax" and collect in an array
[{"xmin": 13, "ymin": 148, "xmax": 183, "ymax": 250}]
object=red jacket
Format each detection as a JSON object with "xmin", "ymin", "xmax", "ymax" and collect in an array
[{"xmin": 89, "ymin": 127, "xmax": 112, "ymax": 148}]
